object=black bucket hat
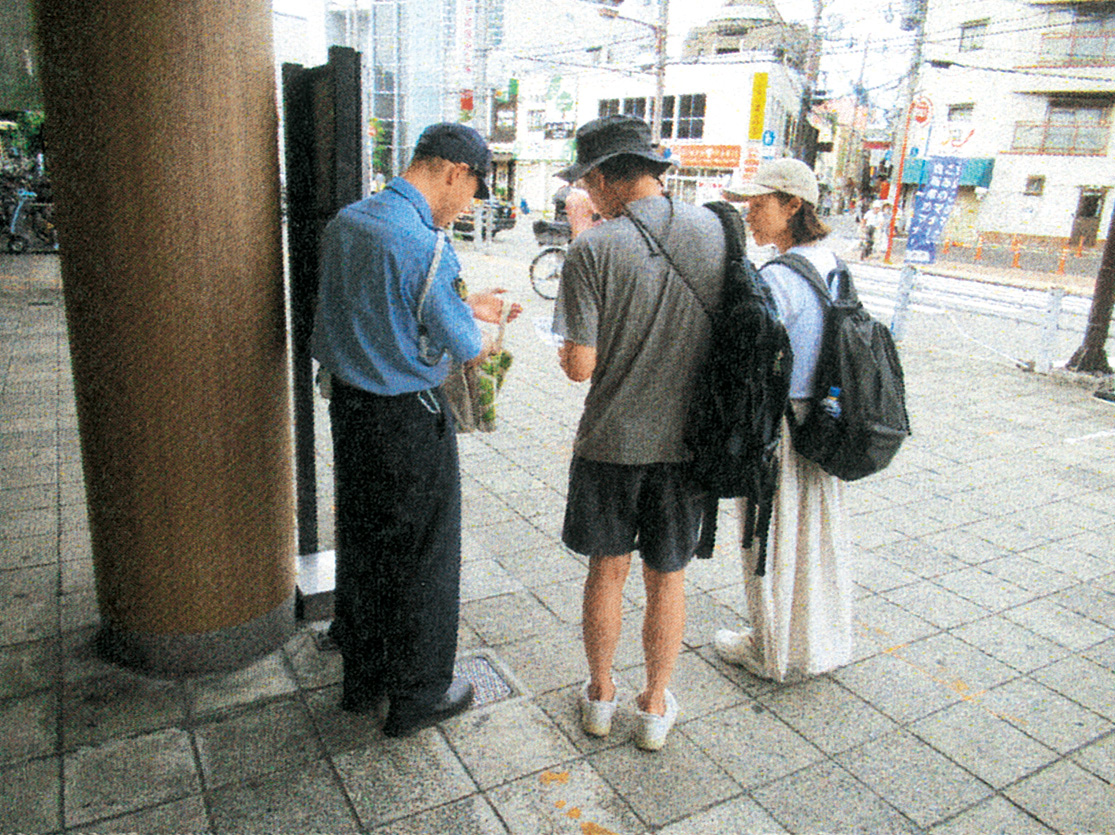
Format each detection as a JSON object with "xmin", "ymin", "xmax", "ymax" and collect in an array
[{"xmin": 557, "ymin": 115, "xmax": 673, "ymax": 183}]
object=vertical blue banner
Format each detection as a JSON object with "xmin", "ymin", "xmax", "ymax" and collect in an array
[{"xmin": 905, "ymin": 157, "xmax": 964, "ymax": 264}]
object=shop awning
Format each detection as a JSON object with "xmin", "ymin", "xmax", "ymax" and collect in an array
[{"xmin": 902, "ymin": 157, "xmax": 994, "ymax": 187}]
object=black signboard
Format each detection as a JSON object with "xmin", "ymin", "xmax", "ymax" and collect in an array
[{"xmin": 544, "ymin": 121, "xmax": 576, "ymax": 140}]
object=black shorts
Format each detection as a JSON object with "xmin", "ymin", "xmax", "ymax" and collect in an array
[{"xmin": 562, "ymin": 457, "xmax": 705, "ymax": 573}]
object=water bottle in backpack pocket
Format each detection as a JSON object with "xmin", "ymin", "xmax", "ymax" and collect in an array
[{"xmin": 768, "ymin": 253, "xmax": 910, "ymax": 481}]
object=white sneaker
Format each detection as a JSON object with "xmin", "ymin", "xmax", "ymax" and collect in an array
[
  {"xmin": 714, "ymin": 628, "xmax": 770, "ymax": 679},
  {"xmin": 579, "ymin": 679, "xmax": 618, "ymax": 738},
  {"xmin": 634, "ymin": 689, "xmax": 679, "ymax": 752}
]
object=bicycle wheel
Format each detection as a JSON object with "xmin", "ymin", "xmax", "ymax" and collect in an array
[{"xmin": 530, "ymin": 247, "xmax": 565, "ymax": 299}]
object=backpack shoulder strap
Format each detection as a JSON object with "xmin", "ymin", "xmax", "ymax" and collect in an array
[
  {"xmin": 702, "ymin": 200, "xmax": 746, "ymax": 265},
  {"xmin": 766, "ymin": 251, "xmax": 861, "ymax": 306},
  {"xmin": 766, "ymin": 251, "xmax": 830, "ymax": 306},
  {"xmin": 827, "ymin": 255, "xmax": 859, "ymax": 303},
  {"xmin": 624, "ymin": 201, "xmax": 715, "ymax": 318}
]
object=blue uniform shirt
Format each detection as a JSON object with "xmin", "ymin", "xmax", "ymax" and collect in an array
[{"xmin": 311, "ymin": 178, "xmax": 482, "ymax": 395}]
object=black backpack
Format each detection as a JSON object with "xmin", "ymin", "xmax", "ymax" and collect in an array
[
  {"xmin": 684, "ymin": 202, "xmax": 794, "ymax": 575},
  {"xmin": 625, "ymin": 201, "xmax": 793, "ymax": 575},
  {"xmin": 768, "ymin": 252, "xmax": 910, "ymax": 481}
]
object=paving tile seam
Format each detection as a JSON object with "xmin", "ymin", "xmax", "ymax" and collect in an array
[
  {"xmin": 769, "ymin": 753, "xmax": 930, "ymax": 834},
  {"xmin": 999, "ymin": 598, "xmax": 1115, "ymax": 646},
  {"xmin": 275, "ymin": 673, "xmax": 366, "ymax": 835},
  {"xmin": 855, "ymin": 621, "xmax": 1113, "ymax": 726},
  {"xmin": 1009, "ymin": 725, "xmax": 1115, "ymax": 785},
  {"xmin": 41, "ymin": 303, "xmax": 68, "ymax": 835},
  {"xmin": 928, "ymin": 792, "xmax": 1053, "ymax": 834},
  {"xmin": 990, "ymin": 757, "xmax": 1115, "ymax": 832},
  {"xmin": 833, "ymin": 737, "xmax": 1002, "ymax": 830},
  {"xmin": 672, "ymin": 693, "xmax": 840, "ymax": 792},
  {"xmin": 61, "ymin": 787, "xmax": 203, "ymax": 833},
  {"xmin": 4, "ymin": 251, "xmax": 1110, "ymax": 833},
  {"xmin": 868, "ymin": 653, "xmax": 1115, "ymax": 770},
  {"xmin": 356, "ymin": 788, "xmax": 507, "ymax": 832},
  {"xmin": 446, "ymin": 754, "xmax": 630, "ymax": 815},
  {"xmin": 1005, "ymin": 671, "xmax": 1115, "ymax": 735},
  {"xmin": 584, "ymin": 745, "xmax": 744, "ymax": 833}
]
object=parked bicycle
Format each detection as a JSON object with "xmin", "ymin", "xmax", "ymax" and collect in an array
[
  {"xmin": 529, "ymin": 218, "xmax": 571, "ymax": 299},
  {"xmin": 2, "ymin": 174, "xmax": 55, "ymax": 254}
]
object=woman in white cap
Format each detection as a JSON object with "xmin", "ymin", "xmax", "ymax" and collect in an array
[{"xmin": 715, "ymin": 158, "xmax": 854, "ymax": 682}]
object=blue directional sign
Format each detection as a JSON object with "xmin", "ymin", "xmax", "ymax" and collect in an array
[
  {"xmin": 905, "ymin": 156, "xmax": 964, "ymax": 265},
  {"xmin": 762, "ymin": 130, "xmax": 775, "ymax": 146}
]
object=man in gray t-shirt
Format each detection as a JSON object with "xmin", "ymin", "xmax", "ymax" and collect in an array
[{"xmin": 553, "ymin": 115, "xmax": 726, "ymax": 752}]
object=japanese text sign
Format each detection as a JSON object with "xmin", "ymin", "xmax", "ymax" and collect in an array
[{"xmin": 905, "ymin": 157, "xmax": 963, "ymax": 265}]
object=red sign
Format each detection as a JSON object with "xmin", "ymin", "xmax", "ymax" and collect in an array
[
  {"xmin": 667, "ymin": 144, "xmax": 741, "ymax": 170},
  {"xmin": 741, "ymin": 144, "xmax": 762, "ymax": 178},
  {"xmin": 912, "ymin": 96, "xmax": 931, "ymax": 124}
]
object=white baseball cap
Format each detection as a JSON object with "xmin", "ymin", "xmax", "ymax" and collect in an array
[{"xmin": 723, "ymin": 158, "xmax": 820, "ymax": 207}]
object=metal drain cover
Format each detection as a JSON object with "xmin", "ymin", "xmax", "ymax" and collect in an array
[
  {"xmin": 454, "ymin": 651, "xmax": 522, "ymax": 708},
  {"xmin": 309, "ymin": 628, "xmax": 524, "ymax": 710}
]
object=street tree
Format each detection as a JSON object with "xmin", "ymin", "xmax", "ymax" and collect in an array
[{"xmin": 1066, "ymin": 208, "xmax": 1115, "ymax": 375}]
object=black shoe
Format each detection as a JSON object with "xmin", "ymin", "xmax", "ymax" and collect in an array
[
  {"xmin": 340, "ymin": 686, "xmax": 385, "ymax": 715},
  {"xmin": 340, "ymin": 671, "xmax": 385, "ymax": 715},
  {"xmin": 382, "ymin": 677, "xmax": 475, "ymax": 738}
]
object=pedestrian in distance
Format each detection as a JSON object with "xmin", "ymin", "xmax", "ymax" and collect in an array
[
  {"xmin": 859, "ymin": 199, "xmax": 887, "ymax": 260},
  {"xmin": 553, "ymin": 115, "xmax": 727, "ymax": 751},
  {"xmin": 715, "ymin": 158, "xmax": 854, "ymax": 682},
  {"xmin": 311, "ymin": 122, "xmax": 521, "ymax": 737}
]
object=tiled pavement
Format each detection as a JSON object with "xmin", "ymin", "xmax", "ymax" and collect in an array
[{"xmin": 2, "ymin": 238, "xmax": 1115, "ymax": 834}]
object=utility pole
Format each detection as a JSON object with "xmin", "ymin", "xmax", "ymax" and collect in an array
[
  {"xmin": 792, "ymin": 0, "xmax": 824, "ymax": 161},
  {"xmin": 652, "ymin": 0, "xmax": 668, "ymax": 145},
  {"xmin": 857, "ymin": 35, "xmax": 870, "ymax": 95},
  {"xmin": 884, "ymin": 0, "xmax": 927, "ymax": 264},
  {"xmin": 597, "ymin": 0, "xmax": 669, "ymax": 144},
  {"xmin": 1067, "ymin": 207, "xmax": 1115, "ymax": 374},
  {"xmin": 475, "ymin": 0, "xmax": 490, "ymax": 250},
  {"xmin": 476, "ymin": 0, "xmax": 489, "ymax": 140}
]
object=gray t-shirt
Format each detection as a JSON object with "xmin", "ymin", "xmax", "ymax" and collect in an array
[{"xmin": 553, "ymin": 195, "xmax": 726, "ymax": 464}]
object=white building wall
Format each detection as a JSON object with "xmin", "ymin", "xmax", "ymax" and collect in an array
[
  {"xmin": 506, "ymin": 71, "xmax": 586, "ymax": 215},
  {"xmin": 560, "ymin": 60, "xmax": 802, "ymax": 151},
  {"xmin": 273, "ymin": 0, "xmax": 329, "ymax": 68},
  {"xmin": 983, "ymin": 155, "xmax": 1115, "ymax": 240},
  {"xmin": 509, "ymin": 57, "xmax": 802, "ymax": 207},
  {"xmin": 921, "ymin": 0, "xmax": 1115, "ymax": 242}
]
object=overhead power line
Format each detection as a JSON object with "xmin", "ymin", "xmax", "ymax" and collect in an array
[{"xmin": 924, "ymin": 58, "xmax": 1115, "ymax": 83}]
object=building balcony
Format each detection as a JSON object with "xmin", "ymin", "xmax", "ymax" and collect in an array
[
  {"xmin": 1038, "ymin": 30, "xmax": 1115, "ymax": 67},
  {"xmin": 1010, "ymin": 120, "xmax": 1110, "ymax": 155}
]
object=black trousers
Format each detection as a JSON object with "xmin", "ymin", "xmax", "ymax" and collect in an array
[{"xmin": 329, "ymin": 380, "xmax": 461, "ymax": 706}]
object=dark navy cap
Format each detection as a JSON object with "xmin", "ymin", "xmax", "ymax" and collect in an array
[{"xmin": 414, "ymin": 122, "xmax": 491, "ymax": 199}]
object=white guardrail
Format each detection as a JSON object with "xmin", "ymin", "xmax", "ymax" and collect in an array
[{"xmin": 850, "ymin": 262, "xmax": 1101, "ymax": 374}]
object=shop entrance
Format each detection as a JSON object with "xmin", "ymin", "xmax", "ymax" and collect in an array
[{"xmin": 1071, "ymin": 187, "xmax": 1107, "ymax": 247}]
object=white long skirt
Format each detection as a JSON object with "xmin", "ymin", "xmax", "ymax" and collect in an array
[{"xmin": 735, "ymin": 417, "xmax": 853, "ymax": 682}]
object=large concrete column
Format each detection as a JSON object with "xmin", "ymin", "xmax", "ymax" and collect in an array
[{"xmin": 35, "ymin": 0, "xmax": 296, "ymax": 674}]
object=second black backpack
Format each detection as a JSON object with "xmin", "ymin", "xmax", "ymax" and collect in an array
[
  {"xmin": 686, "ymin": 202, "xmax": 793, "ymax": 574},
  {"xmin": 767, "ymin": 252, "xmax": 910, "ymax": 481}
]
